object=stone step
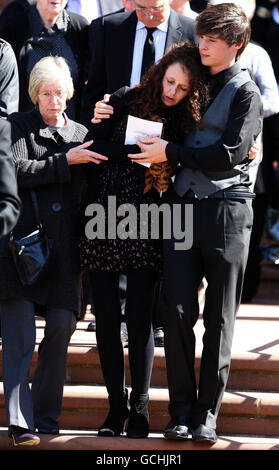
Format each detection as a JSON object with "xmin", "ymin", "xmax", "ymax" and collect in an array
[
  {"xmin": 0, "ymin": 427, "xmax": 279, "ymax": 451},
  {"xmin": 0, "ymin": 298, "xmax": 278, "ymax": 451},
  {"xmin": 2, "ymin": 300, "xmax": 277, "ymax": 391},
  {"xmin": 7, "ymin": 344, "xmax": 276, "ymax": 391},
  {"xmin": 257, "ymin": 265, "xmax": 279, "ymax": 299},
  {"xmin": 0, "ymin": 383, "xmax": 279, "ymax": 436}
]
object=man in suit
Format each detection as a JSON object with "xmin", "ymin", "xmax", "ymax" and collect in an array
[
  {"xmin": 0, "ymin": 119, "xmax": 21, "ymax": 238},
  {"xmin": 81, "ymin": 0, "xmax": 196, "ymax": 126}
]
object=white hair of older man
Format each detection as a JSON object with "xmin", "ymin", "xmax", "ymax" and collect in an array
[{"xmin": 208, "ymin": 0, "xmax": 256, "ymax": 20}]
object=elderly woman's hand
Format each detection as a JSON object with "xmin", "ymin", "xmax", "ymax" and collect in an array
[{"xmin": 66, "ymin": 140, "xmax": 108, "ymax": 165}]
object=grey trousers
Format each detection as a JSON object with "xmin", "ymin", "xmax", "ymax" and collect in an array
[{"xmin": 0, "ymin": 299, "xmax": 76, "ymax": 432}]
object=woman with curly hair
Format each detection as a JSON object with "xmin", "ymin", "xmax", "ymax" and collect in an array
[{"xmin": 79, "ymin": 42, "xmax": 208, "ymax": 439}]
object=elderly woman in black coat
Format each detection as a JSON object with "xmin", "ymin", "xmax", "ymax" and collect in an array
[
  {"xmin": 0, "ymin": 0, "xmax": 89, "ymax": 120},
  {"xmin": 0, "ymin": 56, "xmax": 106, "ymax": 447}
]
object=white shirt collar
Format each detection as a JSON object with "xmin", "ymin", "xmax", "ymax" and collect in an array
[{"xmin": 136, "ymin": 7, "xmax": 170, "ymax": 32}]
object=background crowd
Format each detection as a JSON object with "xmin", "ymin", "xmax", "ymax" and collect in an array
[{"xmin": 0, "ymin": 0, "xmax": 277, "ymax": 447}]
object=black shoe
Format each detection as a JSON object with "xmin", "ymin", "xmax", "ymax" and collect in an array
[
  {"xmin": 87, "ymin": 321, "xmax": 96, "ymax": 331},
  {"xmin": 163, "ymin": 417, "xmax": 189, "ymax": 440},
  {"xmin": 126, "ymin": 393, "xmax": 149, "ymax": 438},
  {"xmin": 98, "ymin": 408, "xmax": 130, "ymax": 437},
  {"xmin": 98, "ymin": 390, "xmax": 130, "ymax": 437},
  {"xmin": 10, "ymin": 426, "xmax": 40, "ymax": 447},
  {"xmin": 153, "ymin": 327, "xmax": 164, "ymax": 347},
  {"xmin": 192, "ymin": 424, "xmax": 217, "ymax": 443}
]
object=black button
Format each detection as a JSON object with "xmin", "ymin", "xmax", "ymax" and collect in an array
[
  {"xmin": 51, "ymin": 202, "xmax": 62, "ymax": 212},
  {"xmin": 190, "ymin": 181, "xmax": 196, "ymax": 186}
]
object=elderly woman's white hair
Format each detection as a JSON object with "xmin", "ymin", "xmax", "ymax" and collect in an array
[{"xmin": 28, "ymin": 56, "xmax": 74, "ymax": 105}]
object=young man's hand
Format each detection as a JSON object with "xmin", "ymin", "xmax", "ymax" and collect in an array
[
  {"xmin": 91, "ymin": 94, "xmax": 113, "ymax": 124},
  {"xmin": 128, "ymin": 137, "xmax": 168, "ymax": 164}
]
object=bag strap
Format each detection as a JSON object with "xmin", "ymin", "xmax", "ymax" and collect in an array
[
  {"xmin": 9, "ymin": 190, "xmax": 42, "ymax": 240},
  {"xmin": 31, "ymin": 190, "xmax": 42, "ymax": 229}
]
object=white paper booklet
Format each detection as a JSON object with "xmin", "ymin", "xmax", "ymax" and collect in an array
[{"xmin": 124, "ymin": 115, "xmax": 163, "ymax": 167}]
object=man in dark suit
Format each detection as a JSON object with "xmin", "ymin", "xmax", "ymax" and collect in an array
[
  {"xmin": 0, "ymin": 119, "xmax": 21, "ymax": 238},
  {"xmin": 81, "ymin": 0, "xmax": 196, "ymax": 126}
]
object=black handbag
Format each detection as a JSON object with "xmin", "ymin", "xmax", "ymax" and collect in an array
[{"xmin": 9, "ymin": 190, "xmax": 51, "ymax": 286}]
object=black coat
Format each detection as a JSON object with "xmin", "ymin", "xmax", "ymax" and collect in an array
[
  {"xmin": 0, "ymin": 5, "xmax": 89, "ymax": 120},
  {"xmin": 81, "ymin": 8, "xmax": 196, "ymax": 126},
  {"xmin": 0, "ymin": 118, "xmax": 21, "ymax": 238},
  {"xmin": 0, "ymin": 109, "xmax": 88, "ymax": 316}
]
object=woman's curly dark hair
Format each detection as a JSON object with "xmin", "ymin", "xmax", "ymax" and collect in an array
[{"xmin": 130, "ymin": 42, "xmax": 209, "ymax": 142}]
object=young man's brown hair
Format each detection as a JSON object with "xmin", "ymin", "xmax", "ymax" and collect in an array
[{"xmin": 196, "ymin": 3, "xmax": 251, "ymax": 58}]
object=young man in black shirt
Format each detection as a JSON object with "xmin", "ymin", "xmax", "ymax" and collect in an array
[{"xmin": 128, "ymin": 3, "xmax": 263, "ymax": 442}]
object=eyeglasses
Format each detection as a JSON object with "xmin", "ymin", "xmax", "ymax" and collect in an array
[
  {"xmin": 39, "ymin": 91, "xmax": 67, "ymax": 100},
  {"xmin": 134, "ymin": 3, "xmax": 166, "ymax": 12}
]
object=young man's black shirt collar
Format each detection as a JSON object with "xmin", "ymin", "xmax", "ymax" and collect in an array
[{"xmin": 208, "ymin": 61, "xmax": 242, "ymax": 103}]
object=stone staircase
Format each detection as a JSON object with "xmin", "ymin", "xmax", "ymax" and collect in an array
[{"xmin": 0, "ymin": 265, "xmax": 279, "ymax": 451}]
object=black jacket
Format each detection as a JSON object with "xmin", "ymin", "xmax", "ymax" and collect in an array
[{"xmin": 0, "ymin": 118, "xmax": 21, "ymax": 237}]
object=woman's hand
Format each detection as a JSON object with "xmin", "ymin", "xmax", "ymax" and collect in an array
[
  {"xmin": 128, "ymin": 137, "xmax": 168, "ymax": 164},
  {"xmin": 91, "ymin": 94, "xmax": 113, "ymax": 124},
  {"xmin": 66, "ymin": 140, "xmax": 108, "ymax": 165}
]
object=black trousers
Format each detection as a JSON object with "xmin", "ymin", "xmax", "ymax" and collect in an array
[
  {"xmin": 89, "ymin": 270, "xmax": 157, "ymax": 403},
  {"xmin": 162, "ymin": 190, "xmax": 253, "ymax": 429}
]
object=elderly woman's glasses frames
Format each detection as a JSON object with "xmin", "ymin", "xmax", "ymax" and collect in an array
[{"xmin": 39, "ymin": 91, "xmax": 67, "ymax": 100}]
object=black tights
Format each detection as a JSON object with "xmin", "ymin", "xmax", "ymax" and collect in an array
[{"xmin": 89, "ymin": 270, "xmax": 157, "ymax": 402}]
